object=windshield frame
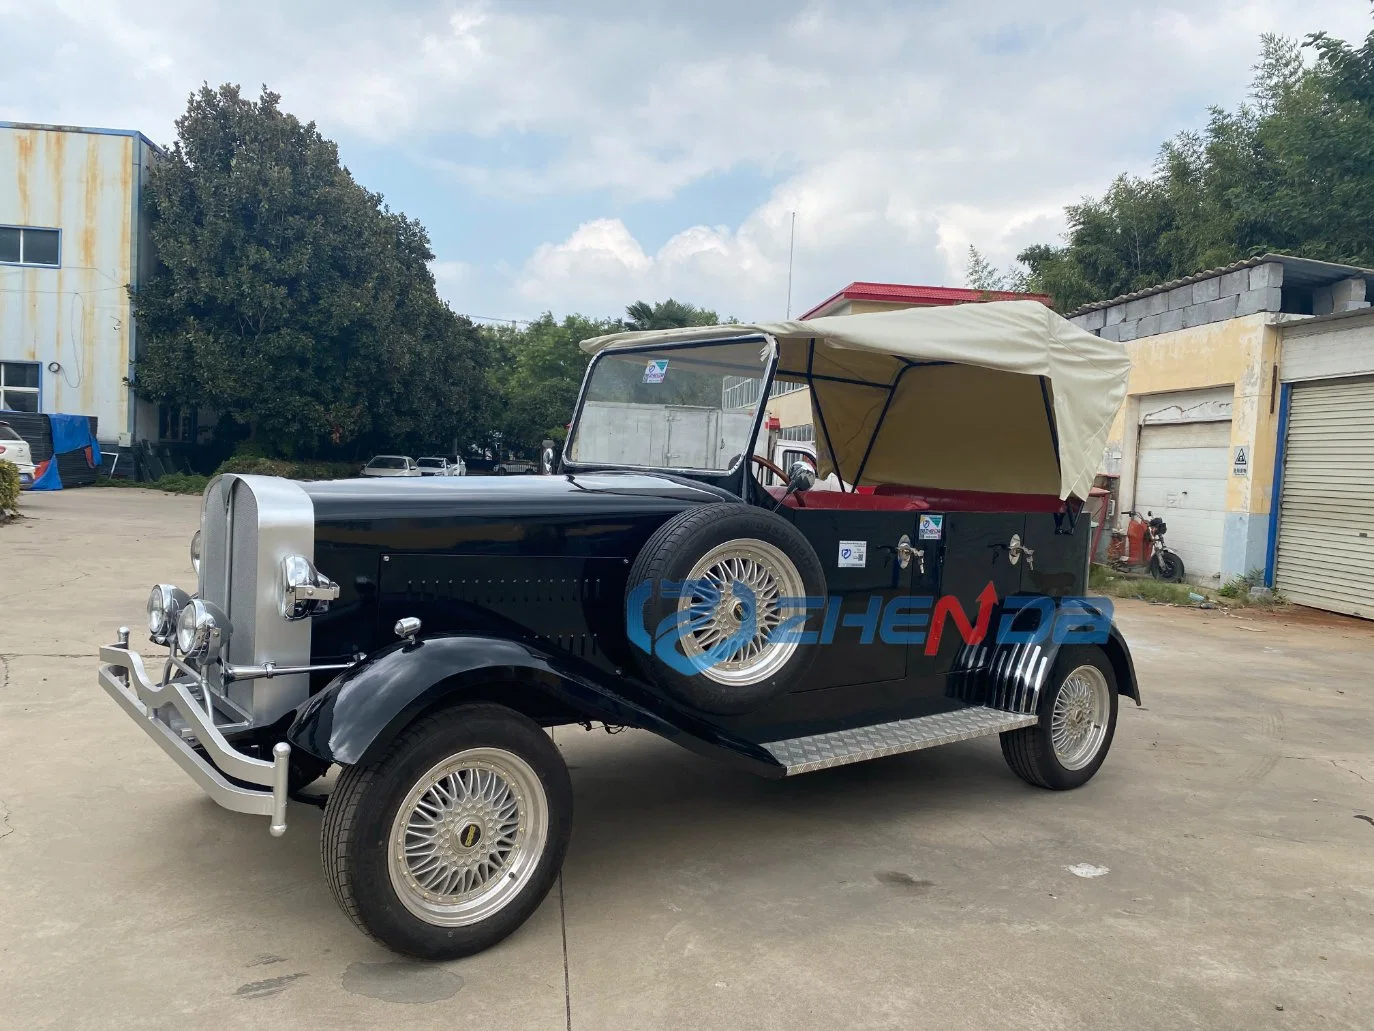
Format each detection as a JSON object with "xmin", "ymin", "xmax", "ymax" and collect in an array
[{"xmin": 563, "ymin": 334, "xmax": 779, "ymax": 479}]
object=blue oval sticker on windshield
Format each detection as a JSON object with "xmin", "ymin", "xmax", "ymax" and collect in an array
[{"xmin": 644, "ymin": 359, "xmax": 669, "ymax": 384}]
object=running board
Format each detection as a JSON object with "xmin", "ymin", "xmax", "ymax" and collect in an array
[{"xmin": 762, "ymin": 706, "xmax": 1039, "ymax": 776}]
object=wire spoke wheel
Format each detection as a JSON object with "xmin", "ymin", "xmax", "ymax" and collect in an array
[
  {"xmin": 1050, "ymin": 665, "xmax": 1111, "ymax": 770},
  {"xmin": 387, "ymin": 747, "xmax": 549, "ymax": 927},
  {"xmin": 677, "ymin": 538, "xmax": 806, "ymax": 686}
]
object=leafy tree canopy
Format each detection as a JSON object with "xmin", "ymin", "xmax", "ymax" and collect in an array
[
  {"xmin": 624, "ymin": 298, "xmax": 722, "ymax": 331},
  {"xmin": 134, "ymin": 84, "xmax": 492, "ymax": 459},
  {"xmin": 974, "ymin": 16, "xmax": 1374, "ymax": 312}
]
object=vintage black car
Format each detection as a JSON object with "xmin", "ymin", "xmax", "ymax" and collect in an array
[{"xmin": 99, "ymin": 301, "xmax": 1137, "ymax": 960}]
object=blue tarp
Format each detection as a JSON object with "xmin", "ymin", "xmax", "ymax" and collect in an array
[{"xmin": 27, "ymin": 414, "xmax": 101, "ymax": 491}]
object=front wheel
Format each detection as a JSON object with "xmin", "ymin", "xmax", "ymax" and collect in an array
[
  {"xmin": 321, "ymin": 704, "xmax": 572, "ymax": 959},
  {"xmin": 1150, "ymin": 549, "xmax": 1185, "ymax": 582},
  {"xmin": 1000, "ymin": 645, "xmax": 1119, "ymax": 790}
]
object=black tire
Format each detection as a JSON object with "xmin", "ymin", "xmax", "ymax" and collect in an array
[
  {"xmin": 1000, "ymin": 645, "xmax": 1119, "ymax": 790},
  {"xmin": 321, "ymin": 703, "xmax": 572, "ymax": 960},
  {"xmin": 626, "ymin": 502, "xmax": 825, "ymax": 715},
  {"xmin": 1151, "ymin": 550, "xmax": 1185, "ymax": 582}
]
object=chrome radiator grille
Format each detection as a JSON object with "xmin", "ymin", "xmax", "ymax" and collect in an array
[
  {"xmin": 198, "ymin": 477, "xmax": 259, "ymax": 666},
  {"xmin": 195, "ymin": 474, "xmax": 316, "ymax": 726}
]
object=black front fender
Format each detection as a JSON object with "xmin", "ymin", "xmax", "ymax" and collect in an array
[{"xmin": 286, "ymin": 634, "xmax": 780, "ymax": 773}]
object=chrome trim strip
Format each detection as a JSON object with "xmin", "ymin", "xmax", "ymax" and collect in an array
[
  {"xmin": 98, "ymin": 641, "xmax": 292, "ymax": 835},
  {"xmin": 223, "ymin": 660, "xmax": 356, "ymax": 682}
]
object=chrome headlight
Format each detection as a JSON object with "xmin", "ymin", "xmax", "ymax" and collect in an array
[
  {"xmin": 190, "ymin": 530, "xmax": 202, "ymax": 575},
  {"xmin": 146, "ymin": 584, "xmax": 191, "ymax": 643},
  {"xmin": 280, "ymin": 554, "xmax": 341, "ymax": 621},
  {"xmin": 176, "ymin": 598, "xmax": 225, "ymax": 658}
]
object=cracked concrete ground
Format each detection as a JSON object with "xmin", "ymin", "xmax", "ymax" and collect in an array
[{"xmin": 2, "ymin": 487, "xmax": 1373, "ymax": 1030}]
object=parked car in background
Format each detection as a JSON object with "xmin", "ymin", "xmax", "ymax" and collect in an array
[
  {"xmin": 494, "ymin": 458, "xmax": 534, "ymax": 474},
  {"xmin": 361, "ymin": 455, "xmax": 421, "ymax": 478},
  {"xmin": 0, "ymin": 421, "xmax": 36, "ymax": 486},
  {"xmin": 416, "ymin": 456, "xmax": 465, "ymax": 477}
]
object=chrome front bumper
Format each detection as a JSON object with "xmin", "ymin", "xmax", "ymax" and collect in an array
[{"xmin": 97, "ymin": 628, "xmax": 293, "ymax": 836}]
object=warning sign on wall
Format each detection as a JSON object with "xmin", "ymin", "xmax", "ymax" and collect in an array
[{"xmin": 1232, "ymin": 444, "xmax": 1250, "ymax": 477}]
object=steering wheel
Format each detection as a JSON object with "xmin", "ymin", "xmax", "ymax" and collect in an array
[{"xmin": 751, "ymin": 453, "xmax": 791, "ymax": 482}]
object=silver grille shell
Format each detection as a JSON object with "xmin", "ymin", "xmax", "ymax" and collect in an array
[{"xmin": 198, "ymin": 474, "xmax": 316, "ymax": 725}]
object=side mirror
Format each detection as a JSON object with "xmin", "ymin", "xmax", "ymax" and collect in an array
[{"xmin": 787, "ymin": 460, "xmax": 817, "ymax": 494}]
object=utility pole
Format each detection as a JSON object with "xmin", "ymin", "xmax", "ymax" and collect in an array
[{"xmin": 785, "ymin": 211, "xmax": 797, "ymax": 318}]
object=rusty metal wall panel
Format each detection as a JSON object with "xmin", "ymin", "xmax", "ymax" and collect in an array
[{"xmin": 0, "ymin": 125, "xmax": 141, "ymax": 442}]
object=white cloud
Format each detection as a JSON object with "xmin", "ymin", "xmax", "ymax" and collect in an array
[{"xmin": 2, "ymin": 0, "xmax": 1370, "ymax": 320}]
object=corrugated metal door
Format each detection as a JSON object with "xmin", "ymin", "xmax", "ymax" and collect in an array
[
  {"xmin": 1275, "ymin": 377, "xmax": 1374, "ymax": 618},
  {"xmin": 1134, "ymin": 421, "xmax": 1231, "ymax": 581}
]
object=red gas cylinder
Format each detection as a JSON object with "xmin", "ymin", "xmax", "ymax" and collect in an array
[{"xmin": 1126, "ymin": 516, "xmax": 1149, "ymax": 565}]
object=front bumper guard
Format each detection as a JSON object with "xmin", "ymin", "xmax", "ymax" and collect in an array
[{"xmin": 97, "ymin": 628, "xmax": 293, "ymax": 836}]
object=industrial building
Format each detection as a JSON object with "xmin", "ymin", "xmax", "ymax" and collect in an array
[
  {"xmin": 0, "ymin": 121, "xmax": 160, "ymax": 454},
  {"xmin": 1067, "ymin": 254, "xmax": 1374, "ymax": 617}
]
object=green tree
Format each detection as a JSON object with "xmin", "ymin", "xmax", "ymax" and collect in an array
[
  {"xmin": 484, "ymin": 313, "xmax": 621, "ymax": 455},
  {"xmin": 133, "ymin": 84, "xmax": 491, "ymax": 458},
  {"xmin": 624, "ymin": 298, "xmax": 720, "ymax": 330}
]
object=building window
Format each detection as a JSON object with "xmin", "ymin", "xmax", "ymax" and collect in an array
[
  {"xmin": 0, "ymin": 361, "xmax": 41, "ymax": 413},
  {"xmin": 779, "ymin": 423, "xmax": 815, "ymax": 442},
  {"xmin": 0, "ymin": 226, "xmax": 61, "ymax": 267}
]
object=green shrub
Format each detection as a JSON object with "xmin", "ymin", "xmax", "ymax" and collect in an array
[
  {"xmin": 95, "ymin": 473, "xmax": 210, "ymax": 495},
  {"xmin": 0, "ymin": 459, "xmax": 19, "ymax": 515},
  {"xmin": 1218, "ymin": 567, "xmax": 1267, "ymax": 598},
  {"xmin": 214, "ymin": 455, "xmax": 359, "ymax": 480}
]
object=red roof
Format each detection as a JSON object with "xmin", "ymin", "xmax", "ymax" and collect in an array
[{"xmin": 799, "ymin": 281, "xmax": 1053, "ymax": 320}]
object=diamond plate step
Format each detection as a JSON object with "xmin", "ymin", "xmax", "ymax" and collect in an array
[{"xmin": 762, "ymin": 705, "xmax": 1040, "ymax": 775}]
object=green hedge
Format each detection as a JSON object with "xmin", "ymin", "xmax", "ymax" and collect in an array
[
  {"xmin": 0, "ymin": 460, "xmax": 19, "ymax": 515},
  {"xmin": 214, "ymin": 455, "xmax": 360, "ymax": 480}
]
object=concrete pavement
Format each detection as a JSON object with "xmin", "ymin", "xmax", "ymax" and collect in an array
[{"xmin": 2, "ymin": 487, "xmax": 1372, "ymax": 1030}]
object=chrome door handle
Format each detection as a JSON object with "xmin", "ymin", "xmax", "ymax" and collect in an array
[
  {"xmin": 896, "ymin": 534, "xmax": 925, "ymax": 574},
  {"xmin": 1008, "ymin": 533, "xmax": 1035, "ymax": 570}
]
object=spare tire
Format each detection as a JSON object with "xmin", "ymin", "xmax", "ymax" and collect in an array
[{"xmin": 625, "ymin": 502, "xmax": 826, "ymax": 714}]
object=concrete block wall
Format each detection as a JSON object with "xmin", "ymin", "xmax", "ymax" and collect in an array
[
  {"xmin": 1073, "ymin": 262, "xmax": 1285, "ymax": 341},
  {"xmin": 1313, "ymin": 277, "xmax": 1370, "ymax": 316}
]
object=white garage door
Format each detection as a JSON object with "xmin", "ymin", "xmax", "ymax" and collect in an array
[
  {"xmin": 1135, "ymin": 421, "xmax": 1231, "ymax": 582},
  {"xmin": 1274, "ymin": 377, "xmax": 1374, "ymax": 618}
]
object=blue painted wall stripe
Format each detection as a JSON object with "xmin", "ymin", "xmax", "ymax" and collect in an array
[{"xmin": 1264, "ymin": 381, "xmax": 1293, "ymax": 586}]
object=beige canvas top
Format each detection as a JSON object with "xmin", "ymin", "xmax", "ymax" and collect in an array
[{"xmin": 581, "ymin": 300, "xmax": 1131, "ymax": 500}]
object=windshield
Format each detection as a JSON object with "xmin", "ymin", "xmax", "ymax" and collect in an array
[
  {"xmin": 368, "ymin": 456, "xmax": 408, "ymax": 469},
  {"xmin": 0, "ymin": 423, "xmax": 20, "ymax": 441},
  {"xmin": 417, "ymin": 458, "xmax": 444, "ymax": 468},
  {"xmin": 567, "ymin": 340, "xmax": 771, "ymax": 472}
]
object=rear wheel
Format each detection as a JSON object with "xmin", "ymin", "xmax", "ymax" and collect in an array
[
  {"xmin": 1000, "ymin": 646, "xmax": 1118, "ymax": 790},
  {"xmin": 321, "ymin": 704, "xmax": 572, "ymax": 959}
]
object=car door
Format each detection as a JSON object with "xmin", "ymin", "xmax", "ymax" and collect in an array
[{"xmin": 785, "ymin": 508, "xmax": 920, "ymax": 688}]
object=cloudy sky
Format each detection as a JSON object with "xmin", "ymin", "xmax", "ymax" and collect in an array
[{"xmin": 3, "ymin": 1, "xmax": 1369, "ymax": 323}]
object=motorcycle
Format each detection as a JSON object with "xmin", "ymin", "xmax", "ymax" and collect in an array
[{"xmin": 1109, "ymin": 510, "xmax": 1185, "ymax": 582}]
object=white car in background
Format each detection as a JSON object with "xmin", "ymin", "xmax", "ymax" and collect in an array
[
  {"xmin": 416, "ymin": 456, "xmax": 466, "ymax": 477},
  {"xmin": 361, "ymin": 455, "xmax": 421, "ymax": 478},
  {"xmin": 0, "ymin": 421, "xmax": 36, "ymax": 486}
]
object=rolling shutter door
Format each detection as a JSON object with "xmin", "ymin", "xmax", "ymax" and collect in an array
[
  {"xmin": 1134, "ymin": 420, "xmax": 1231, "ymax": 581},
  {"xmin": 1275, "ymin": 377, "xmax": 1374, "ymax": 618}
]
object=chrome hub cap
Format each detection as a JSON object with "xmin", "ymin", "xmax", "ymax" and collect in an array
[
  {"xmin": 387, "ymin": 748, "xmax": 548, "ymax": 927},
  {"xmin": 677, "ymin": 538, "xmax": 807, "ymax": 686},
  {"xmin": 1051, "ymin": 665, "xmax": 1110, "ymax": 770}
]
